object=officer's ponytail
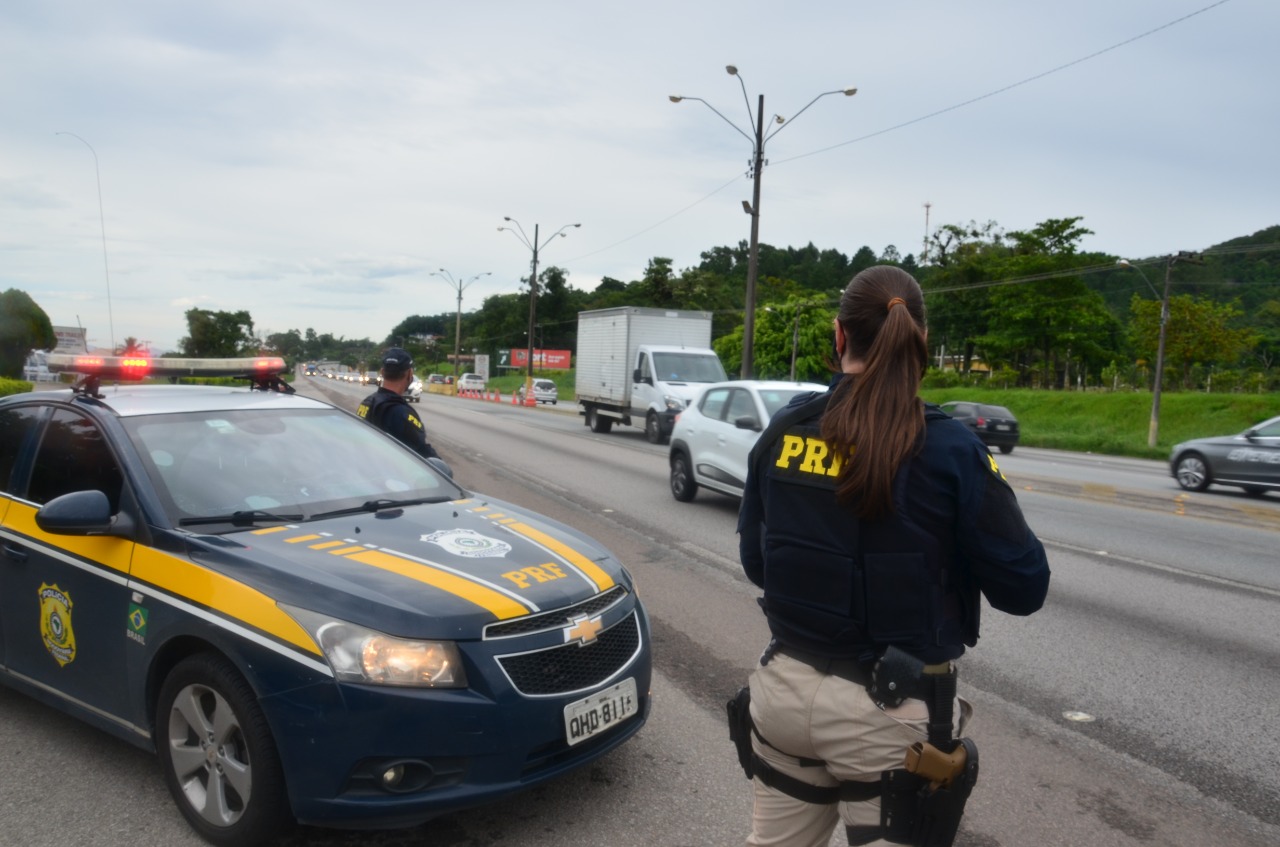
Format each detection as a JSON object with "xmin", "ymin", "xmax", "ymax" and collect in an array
[{"xmin": 820, "ymin": 266, "xmax": 928, "ymax": 518}]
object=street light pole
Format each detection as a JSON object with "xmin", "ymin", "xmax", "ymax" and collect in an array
[
  {"xmin": 499, "ymin": 218, "xmax": 580, "ymax": 400},
  {"xmin": 1117, "ymin": 252, "xmax": 1202, "ymax": 448},
  {"xmin": 671, "ymin": 68, "xmax": 856, "ymax": 378},
  {"xmin": 56, "ymin": 131, "xmax": 116, "ymax": 352},
  {"xmin": 430, "ymin": 269, "xmax": 491, "ymax": 380}
]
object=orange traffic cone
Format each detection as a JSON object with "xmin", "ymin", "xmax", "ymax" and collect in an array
[{"xmin": 511, "ymin": 390, "xmax": 518, "ymax": 405}]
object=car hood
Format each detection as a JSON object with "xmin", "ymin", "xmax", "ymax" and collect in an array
[{"xmin": 173, "ymin": 495, "xmax": 628, "ymax": 640}]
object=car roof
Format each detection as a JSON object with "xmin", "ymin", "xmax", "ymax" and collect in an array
[
  {"xmin": 699, "ymin": 380, "xmax": 828, "ymax": 392},
  {"xmin": 1, "ymin": 384, "xmax": 331, "ymax": 418}
]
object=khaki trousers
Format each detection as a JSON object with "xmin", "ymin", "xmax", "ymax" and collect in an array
[{"xmin": 745, "ymin": 651, "xmax": 968, "ymax": 847}]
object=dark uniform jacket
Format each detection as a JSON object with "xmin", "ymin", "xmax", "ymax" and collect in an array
[
  {"xmin": 357, "ymin": 387, "xmax": 439, "ymax": 460},
  {"xmin": 737, "ymin": 383, "xmax": 1049, "ymax": 664}
]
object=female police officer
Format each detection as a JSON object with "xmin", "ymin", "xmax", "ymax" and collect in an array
[{"xmin": 736, "ymin": 265, "xmax": 1050, "ymax": 846}]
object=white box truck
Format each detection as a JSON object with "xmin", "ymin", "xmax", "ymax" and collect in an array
[{"xmin": 576, "ymin": 307, "xmax": 727, "ymax": 443}]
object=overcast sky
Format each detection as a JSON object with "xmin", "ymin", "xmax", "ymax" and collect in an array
[{"xmin": 2, "ymin": 0, "xmax": 1275, "ymax": 354}]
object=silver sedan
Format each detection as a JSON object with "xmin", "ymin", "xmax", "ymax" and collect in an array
[{"xmin": 1169, "ymin": 415, "xmax": 1280, "ymax": 495}]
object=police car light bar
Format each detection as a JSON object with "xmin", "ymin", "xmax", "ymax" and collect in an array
[{"xmin": 46, "ymin": 354, "xmax": 288, "ymax": 380}]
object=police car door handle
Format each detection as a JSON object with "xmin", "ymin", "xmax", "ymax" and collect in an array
[{"xmin": 2, "ymin": 543, "xmax": 27, "ymax": 563}]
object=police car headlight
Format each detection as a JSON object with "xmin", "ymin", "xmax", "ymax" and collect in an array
[
  {"xmin": 662, "ymin": 395, "xmax": 684, "ymax": 412},
  {"xmin": 281, "ymin": 605, "xmax": 466, "ymax": 688}
]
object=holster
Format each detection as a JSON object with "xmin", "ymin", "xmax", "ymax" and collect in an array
[
  {"xmin": 863, "ymin": 648, "xmax": 980, "ymax": 847},
  {"xmin": 726, "ymin": 686, "xmax": 755, "ymax": 780},
  {"xmin": 882, "ymin": 738, "xmax": 979, "ymax": 846}
]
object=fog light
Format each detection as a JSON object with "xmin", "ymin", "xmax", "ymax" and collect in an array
[{"xmin": 381, "ymin": 764, "xmax": 405, "ymax": 789}]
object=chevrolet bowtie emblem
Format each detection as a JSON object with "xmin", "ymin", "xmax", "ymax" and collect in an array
[{"xmin": 564, "ymin": 615, "xmax": 604, "ymax": 646}]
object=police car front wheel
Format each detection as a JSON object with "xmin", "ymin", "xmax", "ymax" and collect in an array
[{"xmin": 157, "ymin": 653, "xmax": 291, "ymax": 847}]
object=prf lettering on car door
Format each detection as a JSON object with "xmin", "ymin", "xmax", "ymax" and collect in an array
[{"xmin": 502, "ymin": 563, "xmax": 568, "ymax": 589}]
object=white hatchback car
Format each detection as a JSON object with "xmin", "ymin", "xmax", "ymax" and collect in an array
[
  {"xmin": 457, "ymin": 373, "xmax": 486, "ymax": 392},
  {"xmin": 668, "ymin": 380, "xmax": 827, "ymax": 501}
]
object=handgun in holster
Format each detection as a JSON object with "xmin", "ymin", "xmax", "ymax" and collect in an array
[{"xmin": 871, "ymin": 647, "xmax": 980, "ymax": 847}]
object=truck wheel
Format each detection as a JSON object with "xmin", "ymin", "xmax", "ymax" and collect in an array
[
  {"xmin": 645, "ymin": 412, "xmax": 667, "ymax": 445},
  {"xmin": 157, "ymin": 653, "xmax": 290, "ymax": 847},
  {"xmin": 670, "ymin": 450, "xmax": 698, "ymax": 502},
  {"xmin": 589, "ymin": 409, "xmax": 613, "ymax": 434}
]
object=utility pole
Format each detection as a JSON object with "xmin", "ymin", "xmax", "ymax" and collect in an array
[
  {"xmin": 922, "ymin": 201, "xmax": 932, "ymax": 265},
  {"xmin": 1148, "ymin": 250, "xmax": 1203, "ymax": 448}
]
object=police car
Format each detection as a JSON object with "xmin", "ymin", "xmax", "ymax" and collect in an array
[{"xmin": 0, "ymin": 355, "xmax": 651, "ymax": 845}]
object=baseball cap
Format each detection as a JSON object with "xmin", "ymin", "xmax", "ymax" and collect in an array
[{"xmin": 382, "ymin": 347, "xmax": 413, "ymax": 371}]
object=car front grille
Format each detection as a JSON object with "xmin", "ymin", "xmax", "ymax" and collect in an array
[
  {"xmin": 484, "ymin": 585, "xmax": 628, "ymax": 639},
  {"xmin": 496, "ymin": 612, "xmax": 641, "ymax": 697}
]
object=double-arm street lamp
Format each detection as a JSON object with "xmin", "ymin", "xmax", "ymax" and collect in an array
[
  {"xmin": 498, "ymin": 218, "xmax": 580, "ymax": 397},
  {"xmin": 430, "ymin": 269, "xmax": 491, "ymax": 379},
  {"xmin": 671, "ymin": 66, "xmax": 856, "ymax": 378},
  {"xmin": 1117, "ymin": 251, "xmax": 1203, "ymax": 448},
  {"xmin": 56, "ymin": 131, "xmax": 116, "ymax": 352}
]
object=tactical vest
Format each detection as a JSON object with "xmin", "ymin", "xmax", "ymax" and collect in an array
[{"xmin": 753, "ymin": 393, "xmax": 976, "ymax": 662}]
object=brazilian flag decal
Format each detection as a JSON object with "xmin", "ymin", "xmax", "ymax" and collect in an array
[{"xmin": 127, "ymin": 603, "xmax": 148, "ymax": 637}]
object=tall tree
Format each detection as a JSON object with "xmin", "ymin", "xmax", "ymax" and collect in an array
[
  {"xmin": 1129, "ymin": 294, "xmax": 1257, "ymax": 388},
  {"xmin": 179, "ymin": 308, "xmax": 256, "ymax": 357},
  {"xmin": 0, "ymin": 288, "xmax": 56, "ymax": 378}
]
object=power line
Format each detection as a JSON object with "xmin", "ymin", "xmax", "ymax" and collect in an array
[
  {"xmin": 775, "ymin": 0, "xmax": 1234, "ymax": 166},
  {"xmin": 565, "ymin": 1, "xmax": 1235, "ymax": 269}
]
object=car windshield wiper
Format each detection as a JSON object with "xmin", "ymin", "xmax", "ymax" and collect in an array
[
  {"xmin": 308, "ymin": 495, "xmax": 454, "ymax": 521},
  {"xmin": 179, "ymin": 509, "xmax": 305, "ymax": 528}
]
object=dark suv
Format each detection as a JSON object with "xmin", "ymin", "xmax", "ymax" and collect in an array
[{"xmin": 939, "ymin": 401, "xmax": 1020, "ymax": 453}]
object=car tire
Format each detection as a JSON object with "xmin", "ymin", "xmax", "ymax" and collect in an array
[
  {"xmin": 998, "ymin": 444, "xmax": 1014, "ymax": 454},
  {"xmin": 645, "ymin": 412, "xmax": 667, "ymax": 445},
  {"xmin": 1174, "ymin": 452, "xmax": 1211, "ymax": 492},
  {"xmin": 670, "ymin": 450, "xmax": 698, "ymax": 502},
  {"xmin": 588, "ymin": 409, "xmax": 613, "ymax": 434},
  {"xmin": 157, "ymin": 653, "xmax": 290, "ymax": 847}
]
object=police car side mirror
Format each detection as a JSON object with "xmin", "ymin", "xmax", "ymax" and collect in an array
[
  {"xmin": 428, "ymin": 457, "xmax": 454, "ymax": 479},
  {"xmin": 35, "ymin": 490, "xmax": 134, "ymax": 537},
  {"xmin": 734, "ymin": 415, "xmax": 762, "ymax": 432}
]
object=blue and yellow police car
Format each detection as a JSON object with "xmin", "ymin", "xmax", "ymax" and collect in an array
[{"xmin": 0, "ymin": 355, "xmax": 651, "ymax": 845}]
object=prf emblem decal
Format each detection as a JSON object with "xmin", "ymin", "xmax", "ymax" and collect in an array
[
  {"xmin": 421, "ymin": 528, "xmax": 512, "ymax": 558},
  {"xmin": 39, "ymin": 583, "xmax": 77, "ymax": 667},
  {"xmin": 564, "ymin": 615, "xmax": 604, "ymax": 647}
]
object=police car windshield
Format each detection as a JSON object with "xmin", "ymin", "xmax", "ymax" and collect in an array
[{"xmin": 123, "ymin": 407, "xmax": 462, "ymax": 532}]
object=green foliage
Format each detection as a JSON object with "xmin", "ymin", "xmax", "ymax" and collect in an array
[
  {"xmin": 1128, "ymin": 293, "xmax": 1257, "ymax": 388},
  {"xmin": 179, "ymin": 308, "xmax": 257, "ymax": 357},
  {"xmin": 0, "ymin": 289, "xmax": 57, "ymax": 378},
  {"xmin": 1, "ymin": 376, "xmax": 34, "ymax": 397}
]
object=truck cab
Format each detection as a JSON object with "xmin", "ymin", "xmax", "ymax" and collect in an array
[{"xmin": 630, "ymin": 345, "xmax": 726, "ymax": 443}]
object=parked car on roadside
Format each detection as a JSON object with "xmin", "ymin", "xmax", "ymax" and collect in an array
[
  {"xmin": 1169, "ymin": 415, "xmax": 1280, "ymax": 496},
  {"xmin": 668, "ymin": 380, "xmax": 827, "ymax": 501},
  {"xmin": 939, "ymin": 401, "xmax": 1020, "ymax": 453},
  {"xmin": 426, "ymin": 373, "xmax": 447, "ymax": 385},
  {"xmin": 0, "ymin": 353, "xmax": 651, "ymax": 845},
  {"xmin": 457, "ymin": 373, "xmax": 485, "ymax": 392}
]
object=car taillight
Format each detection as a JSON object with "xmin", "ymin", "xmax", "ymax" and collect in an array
[{"xmin": 976, "ymin": 417, "xmax": 986, "ymax": 426}]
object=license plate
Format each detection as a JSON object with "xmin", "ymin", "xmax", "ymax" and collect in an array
[
  {"xmin": 564, "ymin": 678, "xmax": 638, "ymax": 746},
  {"xmin": 995, "ymin": 424, "xmax": 1011, "ymax": 431}
]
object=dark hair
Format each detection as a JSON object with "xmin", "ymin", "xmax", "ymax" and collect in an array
[{"xmin": 819, "ymin": 265, "xmax": 928, "ymax": 518}]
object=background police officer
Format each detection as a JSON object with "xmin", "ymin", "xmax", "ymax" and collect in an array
[
  {"xmin": 737, "ymin": 266, "xmax": 1050, "ymax": 846},
  {"xmin": 357, "ymin": 347, "xmax": 439, "ymax": 460}
]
